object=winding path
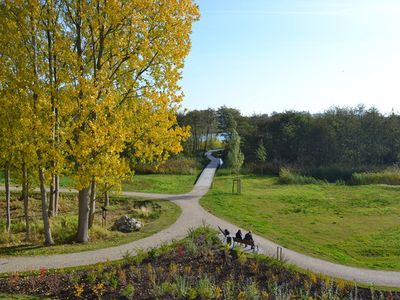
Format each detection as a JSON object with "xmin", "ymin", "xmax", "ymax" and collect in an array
[{"xmin": 1, "ymin": 150, "xmax": 400, "ymax": 287}]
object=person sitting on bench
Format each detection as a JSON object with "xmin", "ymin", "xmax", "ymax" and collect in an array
[
  {"xmin": 235, "ymin": 229, "xmax": 243, "ymax": 240},
  {"xmin": 244, "ymin": 231, "xmax": 254, "ymax": 249},
  {"xmin": 223, "ymin": 229, "xmax": 232, "ymax": 244}
]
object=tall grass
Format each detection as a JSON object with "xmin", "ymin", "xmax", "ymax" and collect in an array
[
  {"xmin": 351, "ymin": 168, "xmax": 400, "ymax": 185},
  {"xmin": 278, "ymin": 168, "xmax": 322, "ymax": 185}
]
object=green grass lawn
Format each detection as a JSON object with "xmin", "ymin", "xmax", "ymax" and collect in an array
[
  {"xmin": 0, "ymin": 174, "xmax": 196, "ymax": 194},
  {"xmin": 200, "ymin": 175, "xmax": 400, "ymax": 270},
  {"xmin": 60, "ymin": 174, "xmax": 197, "ymax": 194},
  {"xmin": 122, "ymin": 174, "xmax": 196, "ymax": 194}
]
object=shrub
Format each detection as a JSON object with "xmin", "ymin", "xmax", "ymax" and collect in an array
[
  {"xmin": 175, "ymin": 275, "xmax": 190, "ymax": 298},
  {"xmin": 197, "ymin": 275, "xmax": 215, "ymax": 299},
  {"xmin": 222, "ymin": 279, "xmax": 237, "ymax": 300},
  {"xmin": 152, "ymin": 281, "xmax": 177, "ymax": 298},
  {"xmin": 278, "ymin": 168, "xmax": 322, "ymax": 185},
  {"xmin": 121, "ymin": 284, "xmax": 135, "ymax": 298},
  {"xmin": 243, "ymin": 280, "xmax": 260, "ymax": 300},
  {"xmin": 51, "ymin": 216, "xmax": 78, "ymax": 243}
]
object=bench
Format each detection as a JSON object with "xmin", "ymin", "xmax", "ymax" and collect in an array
[
  {"xmin": 232, "ymin": 237, "xmax": 259, "ymax": 251},
  {"xmin": 217, "ymin": 226, "xmax": 259, "ymax": 251}
]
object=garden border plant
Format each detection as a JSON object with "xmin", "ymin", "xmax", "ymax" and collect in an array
[{"xmin": 1, "ymin": 227, "xmax": 399, "ymax": 299}]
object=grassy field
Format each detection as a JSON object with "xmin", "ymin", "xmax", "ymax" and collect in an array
[
  {"xmin": 0, "ymin": 193, "xmax": 180, "ymax": 256},
  {"xmin": 122, "ymin": 174, "xmax": 196, "ymax": 194},
  {"xmin": 201, "ymin": 175, "xmax": 400, "ymax": 270},
  {"xmin": 0, "ymin": 174, "xmax": 196, "ymax": 194}
]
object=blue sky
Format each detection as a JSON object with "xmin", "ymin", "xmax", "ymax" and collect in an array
[{"xmin": 180, "ymin": 0, "xmax": 400, "ymax": 115}]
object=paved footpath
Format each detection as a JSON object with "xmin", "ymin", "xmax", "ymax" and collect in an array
[{"xmin": 1, "ymin": 150, "xmax": 400, "ymax": 287}]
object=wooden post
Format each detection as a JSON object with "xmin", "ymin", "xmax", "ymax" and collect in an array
[{"xmin": 232, "ymin": 177, "xmax": 242, "ymax": 194}]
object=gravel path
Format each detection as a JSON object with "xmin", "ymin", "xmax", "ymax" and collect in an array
[{"xmin": 1, "ymin": 150, "xmax": 400, "ymax": 287}]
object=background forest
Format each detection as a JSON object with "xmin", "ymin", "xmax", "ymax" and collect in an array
[{"xmin": 178, "ymin": 105, "xmax": 400, "ymax": 182}]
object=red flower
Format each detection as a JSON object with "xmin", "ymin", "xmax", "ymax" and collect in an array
[{"xmin": 39, "ymin": 267, "xmax": 48, "ymax": 277}]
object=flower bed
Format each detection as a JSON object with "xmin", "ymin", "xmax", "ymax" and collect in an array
[{"xmin": 0, "ymin": 228, "xmax": 398, "ymax": 299}]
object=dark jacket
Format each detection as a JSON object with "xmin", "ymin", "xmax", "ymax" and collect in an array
[{"xmin": 244, "ymin": 232, "xmax": 253, "ymax": 241}]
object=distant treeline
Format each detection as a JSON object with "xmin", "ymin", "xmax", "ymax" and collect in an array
[{"xmin": 178, "ymin": 105, "xmax": 400, "ymax": 180}]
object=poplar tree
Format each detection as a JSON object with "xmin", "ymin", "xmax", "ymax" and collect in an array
[
  {"xmin": 58, "ymin": 0, "xmax": 198, "ymax": 242},
  {"xmin": 0, "ymin": 0, "xmax": 198, "ymax": 244},
  {"xmin": 226, "ymin": 128, "xmax": 244, "ymax": 175}
]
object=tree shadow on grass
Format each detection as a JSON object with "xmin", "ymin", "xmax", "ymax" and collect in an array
[{"xmin": 0, "ymin": 244, "xmax": 43, "ymax": 256}]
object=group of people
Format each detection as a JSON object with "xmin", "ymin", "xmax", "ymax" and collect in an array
[
  {"xmin": 223, "ymin": 228, "xmax": 254, "ymax": 243},
  {"xmin": 234, "ymin": 229, "xmax": 253, "ymax": 242}
]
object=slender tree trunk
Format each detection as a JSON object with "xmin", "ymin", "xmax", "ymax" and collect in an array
[
  {"xmin": 77, "ymin": 187, "xmax": 90, "ymax": 242},
  {"xmin": 192, "ymin": 130, "xmax": 197, "ymax": 154},
  {"xmin": 88, "ymin": 178, "xmax": 96, "ymax": 229},
  {"xmin": 22, "ymin": 163, "xmax": 30, "ymax": 240},
  {"xmin": 49, "ymin": 173, "xmax": 59, "ymax": 217},
  {"xmin": 46, "ymin": 7, "xmax": 56, "ymax": 219},
  {"xmin": 5, "ymin": 167, "xmax": 11, "ymax": 233},
  {"xmin": 38, "ymin": 166, "xmax": 54, "ymax": 245},
  {"xmin": 49, "ymin": 174, "xmax": 55, "ymax": 217},
  {"xmin": 74, "ymin": 1, "xmax": 90, "ymax": 243},
  {"xmin": 204, "ymin": 128, "xmax": 210, "ymax": 153},
  {"xmin": 104, "ymin": 188, "xmax": 110, "ymax": 207},
  {"xmin": 31, "ymin": 11, "xmax": 53, "ymax": 245},
  {"xmin": 54, "ymin": 174, "xmax": 59, "ymax": 216}
]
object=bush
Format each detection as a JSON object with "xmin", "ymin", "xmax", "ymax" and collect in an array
[
  {"xmin": 351, "ymin": 168, "xmax": 400, "ymax": 185},
  {"xmin": 278, "ymin": 168, "xmax": 322, "ymax": 185},
  {"xmin": 51, "ymin": 216, "xmax": 78, "ymax": 243}
]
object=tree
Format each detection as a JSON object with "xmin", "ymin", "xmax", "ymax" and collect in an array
[
  {"xmin": 217, "ymin": 106, "xmax": 241, "ymax": 138},
  {"xmin": 178, "ymin": 108, "xmax": 218, "ymax": 156},
  {"xmin": 255, "ymin": 141, "xmax": 267, "ymax": 163},
  {"xmin": 226, "ymin": 128, "xmax": 244, "ymax": 175},
  {"xmin": 57, "ymin": 0, "xmax": 198, "ymax": 242}
]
